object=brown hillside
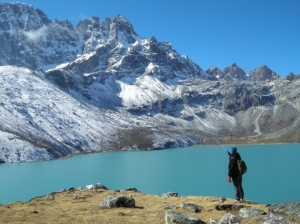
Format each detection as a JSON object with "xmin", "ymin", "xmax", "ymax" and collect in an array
[{"xmin": 1, "ymin": 189, "xmax": 298, "ymax": 223}]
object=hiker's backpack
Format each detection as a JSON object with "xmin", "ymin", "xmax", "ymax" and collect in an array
[
  {"xmin": 231, "ymin": 158, "xmax": 247, "ymax": 175},
  {"xmin": 237, "ymin": 159, "xmax": 247, "ymax": 175}
]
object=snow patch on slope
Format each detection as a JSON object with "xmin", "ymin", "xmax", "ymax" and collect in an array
[{"xmin": 118, "ymin": 75, "xmax": 179, "ymax": 107}]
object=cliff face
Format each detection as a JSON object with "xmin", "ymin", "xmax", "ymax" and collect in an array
[{"xmin": 0, "ymin": 3, "xmax": 79, "ymax": 69}]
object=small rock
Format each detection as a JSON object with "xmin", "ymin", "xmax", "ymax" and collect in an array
[
  {"xmin": 44, "ymin": 193, "xmax": 54, "ymax": 200},
  {"xmin": 219, "ymin": 197, "xmax": 226, "ymax": 203},
  {"xmin": 68, "ymin": 187, "xmax": 75, "ymax": 191},
  {"xmin": 210, "ymin": 218, "xmax": 218, "ymax": 224},
  {"xmin": 121, "ymin": 187, "xmax": 138, "ymax": 192},
  {"xmin": 162, "ymin": 192, "xmax": 178, "ymax": 198},
  {"xmin": 94, "ymin": 183, "xmax": 108, "ymax": 190},
  {"xmin": 86, "ymin": 184, "xmax": 95, "ymax": 190},
  {"xmin": 181, "ymin": 203, "xmax": 202, "ymax": 213}
]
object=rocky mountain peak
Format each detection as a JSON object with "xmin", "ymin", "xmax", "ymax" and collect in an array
[
  {"xmin": 206, "ymin": 65, "xmax": 224, "ymax": 79},
  {"xmin": 76, "ymin": 16, "xmax": 101, "ymax": 42},
  {"xmin": 109, "ymin": 14, "xmax": 139, "ymax": 46},
  {"xmin": 56, "ymin": 19, "xmax": 74, "ymax": 30},
  {"xmin": 0, "ymin": 2, "xmax": 285, "ymax": 82},
  {"xmin": 0, "ymin": 3, "xmax": 82, "ymax": 69},
  {"xmin": 77, "ymin": 16, "xmax": 101, "ymax": 30},
  {"xmin": 248, "ymin": 65, "xmax": 279, "ymax": 82},
  {"xmin": 149, "ymin": 36, "xmax": 158, "ymax": 44},
  {"xmin": 223, "ymin": 63, "xmax": 247, "ymax": 81},
  {"xmin": 114, "ymin": 14, "xmax": 132, "ymax": 27},
  {"xmin": 0, "ymin": 2, "xmax": 50, "ymax": 31},
  {"xmin": 286, "ymin": 72, "xmax": 295, "ymax": 81}
]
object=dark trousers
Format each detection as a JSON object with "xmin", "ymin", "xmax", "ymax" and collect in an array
[{"xmin": 232, "ymin": 176, "xmax": 244, "ymax": 200}]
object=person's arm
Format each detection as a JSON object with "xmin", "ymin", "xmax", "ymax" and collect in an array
[{"xmin": 228, "ymin": 158, "xmax": 235, "ymax": 177}]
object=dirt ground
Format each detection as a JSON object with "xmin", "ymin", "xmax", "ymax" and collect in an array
[{"xmin": 1, "ymin": 188, "xmax": 298, "ymax": 224}]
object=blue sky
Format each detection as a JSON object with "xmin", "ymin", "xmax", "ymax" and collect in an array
[{"xmin": 7, "ymin": 0, "xmax": 300, "ymax": 76}]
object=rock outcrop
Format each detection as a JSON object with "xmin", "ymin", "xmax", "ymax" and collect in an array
[
  {"xmin": 239, "ymin": 207, "xmax": 267, "ymax": 218},
  {"xmin": 268, "ymin": 202, "xmax": 300, "ymax": 217}
]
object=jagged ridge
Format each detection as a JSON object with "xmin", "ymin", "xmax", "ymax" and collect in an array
[{"xmin": 0, "ymin": 2, "xmax": 299, "ymax": 163}]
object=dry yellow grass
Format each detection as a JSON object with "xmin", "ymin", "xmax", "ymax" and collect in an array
[{"xmin": 0, "ymin": 188, "xmax": 288, "ymax": 224}]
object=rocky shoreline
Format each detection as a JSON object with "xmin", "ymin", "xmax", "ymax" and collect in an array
[{"xmin": 0, "ymin": 183, "xmax": 299, "ymax": 224}]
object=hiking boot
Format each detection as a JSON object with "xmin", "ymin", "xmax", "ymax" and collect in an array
[
  {"xmin": 234, "ymin": 199, "xmax": 240, "ymax": 203},
  {"xmin": 240, "ymin": 199, "xmax": 244, "ymax": 203}
]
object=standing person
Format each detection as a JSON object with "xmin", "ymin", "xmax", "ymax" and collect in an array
[{"xmin": 227, "ymin": 146, "xmax": 244, "ymax": 202}]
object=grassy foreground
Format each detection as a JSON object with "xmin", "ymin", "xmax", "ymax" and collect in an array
[{"xmin": 1, "ymin": 188, "xmax": 298, "ymax": 224}]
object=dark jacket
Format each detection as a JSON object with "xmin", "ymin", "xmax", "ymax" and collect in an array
[{"xmin": 228, "ymin": 152, "xmax": 242, "ymax": 177}]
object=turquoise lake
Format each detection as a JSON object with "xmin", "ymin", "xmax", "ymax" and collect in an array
[{"xmin": 0, "ymin": 144, "xmax": 299, "ymax": 205}]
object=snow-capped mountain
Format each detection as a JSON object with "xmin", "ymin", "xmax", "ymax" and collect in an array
[{"xmin": 0, "ymin": 2, "xmax": 299, "ymax": 163}]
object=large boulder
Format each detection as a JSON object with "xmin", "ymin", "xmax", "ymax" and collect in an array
[
  {"xmin": 239, "ymin": 207, "xmax": 266, "ymax": 218},
  {"xmin": 218, "ymin": 213, "xmax": 240, "ymax": 224},
  {"xmin": 99, "ymin": 195, "xmax": 135, "ymax": 208},
  {"xmin": 165, "ymin": 210, "xmax": 205, "ymax": 224},
  {"xmin": 262, "ymin": 213, "xmax": 296, "ymax": 224},
  {"xmin": 268, "ymin": 202, "xmax": 300, "ymax": 217}
]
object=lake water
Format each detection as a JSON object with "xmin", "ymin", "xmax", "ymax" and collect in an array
[{"xmin": 0, "ymin": 144, "xmax": 299, "ymax": 205}]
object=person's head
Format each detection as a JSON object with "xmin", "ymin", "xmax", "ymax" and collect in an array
[{"xmin": 230, "ymin": 146, "xmax": 237, "ymax": 155}]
